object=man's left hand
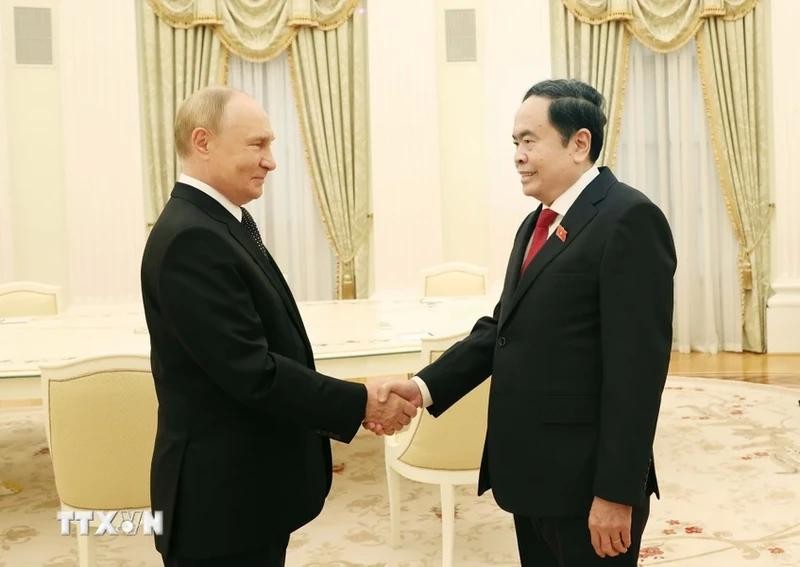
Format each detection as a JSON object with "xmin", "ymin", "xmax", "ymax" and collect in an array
[{"xmin": 588, "ymin": 496, "xmax": 632, "ymax": 558}]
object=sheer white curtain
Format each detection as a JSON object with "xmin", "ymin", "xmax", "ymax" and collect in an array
[
  {"xmin": 228, "ymin": 53, "xmax": 335, "ymax": 301},
  {"xmin": 616, "ymin": 39, "xmax": 741, "ymax": 353}
]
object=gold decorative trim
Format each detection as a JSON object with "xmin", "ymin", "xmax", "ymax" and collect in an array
[
  {"xmin": 287, "ymin": 39, "xmax": 348, "ymax": 298},
  {"xmin": 606, "ymin": 27, "xmax": 631, "ymax": 169},
  {"xmin": 147, "ymin": 0, "xmax": 360, "ymax": 62},
  {"xmin": 563, "ymin": 0, "xmax": 757, "ymax": 23},
  {"xmin": 287, "ymin": 19, "xmax": 370, "ymax": 299},
  {"xmin": 217, "ymin": 28, "xmax": 299, "ymax": 63},
  {"xmin": 218, "ymin": 46, "xmax": 230, "ymax": 85},
  {"xmin": 145, "ymin": 0, "xmax": 223, "ymax": 29},
  {"xmin": 625, "ymin": 18, "xmax": 706, "ymax": 54},
  {"xmin": 562, "ymin": 0, "xmax": 759, "ymax": 53},
  {"xmin": 560, "ymin": 1, "xmax": 634, "ymax": 25},
  {"xmin": 287, "ymin": 39, "xmax": 341, "ymax": 258},
  {"xmin": 290, "ymin": 4, "xmax": 358, "ymax": 33},
  {"xmin": 695, "ymin": 18, "xmax": 771, "ymax": 349},
  {"xmin": 694, "ymin": 27, "xmax": 747, "ymax": 321}
]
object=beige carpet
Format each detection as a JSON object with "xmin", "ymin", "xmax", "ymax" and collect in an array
[{"xmin": 0, "ymin": 376, "xmax": 798, "ymax": 566}]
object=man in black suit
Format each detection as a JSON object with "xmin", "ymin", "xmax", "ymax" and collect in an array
[
  {"xmin": 373, "ymin": 79, "xmax": 676, "ymax": 565},
  {"xmin": 141, "ymin": 86, "xmax": 417, "ymax": 567}
]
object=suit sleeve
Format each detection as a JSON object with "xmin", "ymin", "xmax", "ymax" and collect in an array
[
  {"xmin": 594, "ymin": 201, "xmax": 676, "ymax": 505},
  {"xmin": 417, "ymin": 301, "xmax": 499, "ymax": 416},
  {"xmin": 157, "ymin": 227, "xmax": 367, "ymax": 443},
  {"xmin": 417, "ymin": 214, "xmax": 533, "ymax": 416}
]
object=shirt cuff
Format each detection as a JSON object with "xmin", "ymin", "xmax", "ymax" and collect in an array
[{"xmin": 411, "ymin": 376, "xmax": 433, "ymax": 408}]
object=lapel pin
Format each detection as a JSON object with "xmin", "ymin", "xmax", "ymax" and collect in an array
[{"xmin": 555, "ymin": 225, "xmax": 568, "ymax": 242}]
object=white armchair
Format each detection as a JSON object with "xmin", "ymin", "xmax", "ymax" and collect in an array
[
  {"xmin": 421, "ymin": 263, "xmax": 488, "ymax": 297},
  {"xmin": 0, "ymin": 281, "xmax": 62, "ymax": 316},
  {"xmin": 384, "ymin": 332, "xmax": 490, "ymax": 567},
  {"xmin": 40, "ymin": 355, "xmax": 157, "ymax": 567}
]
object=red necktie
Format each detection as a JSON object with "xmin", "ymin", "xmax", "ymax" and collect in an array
[{"xmin": 520, "ymin": 208, "xmax": 558, "ymax": 274}]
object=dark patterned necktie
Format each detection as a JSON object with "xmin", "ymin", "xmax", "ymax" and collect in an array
[
  {"xmin": 240, "ymin": 206, "xmax": 306, "ymax": 335},
  {"xmin": 240, "ymin": 207, "xmax": 269, "ymax": 259}
]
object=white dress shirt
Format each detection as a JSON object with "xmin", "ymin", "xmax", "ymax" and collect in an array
[
  {"xmin": 412, "ymin": 166, "xmax": 600, "ymax": 408},
  {"xmin": 178, "ymin": 173, "xmax": 242, "ymax": 222},
  {"xmin": 522, "ymin": 166, "xmax": 600, "ymax": 256}
]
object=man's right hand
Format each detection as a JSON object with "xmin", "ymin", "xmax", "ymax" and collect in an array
[
  {"xmin": 363, "ymin": 381, "xmax": 419, "ymax": 435},
  {"xmin": 363, "ymin": 379, "xmax": 423, "ymax": 435}
]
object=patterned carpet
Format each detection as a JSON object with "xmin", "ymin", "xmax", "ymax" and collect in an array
[{"xmin": 0, "ymin": 376, "xmax": 798, "ymax": 566}]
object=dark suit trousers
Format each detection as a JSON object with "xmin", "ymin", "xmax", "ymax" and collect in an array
[
  {"xmin": 513, "ymin": 499, "xmax": 650, "ymax": 567},
  {"xmin": 162, "ymin": 534, "xmax": 289, "ymax": 567}
]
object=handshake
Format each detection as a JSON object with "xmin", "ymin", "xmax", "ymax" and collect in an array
[{"xmin": 362, "ymin": 378, "xmax": 424, "ymax": 435}]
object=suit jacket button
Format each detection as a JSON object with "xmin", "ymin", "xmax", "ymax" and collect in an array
[{"xmin": 498, "ymin": 336, "xmax": 507, "ymax": 347}]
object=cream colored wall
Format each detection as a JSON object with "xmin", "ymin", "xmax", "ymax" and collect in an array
[
  {"xmin": 0, "ymin": 0, "xmax": 145, "ymax": 305},
  {"xmin": 0, "ymin": 12, "xmax": 12, "ymax": 282},
  {"xmin": 435, "ymin": 1, "xmax": 489, "ymax": 270},
  {"xmin": 367, "ymin": 0, "xmax": 444, "ymax": 296},
  {"xmin": 481, "ymin": 0, "xmax": 552, "ymax": 288},
  {"xmin": 58, "ymin": 0, "xmax": 145, "ymax": 304},
  {"xmin": 1, "ymin": 0, "xmax": 69, "ymax": 293},
  {"xmin": 368, "ymin": 0, "xmax": 552, "ymax": 296}
]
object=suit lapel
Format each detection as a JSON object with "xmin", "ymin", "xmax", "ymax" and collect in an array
[
  {"xmin": 498, "ymin": 168, "xmax": 616, "ymax": 330},
  {"xmin": 225, "ymin": 221, "xmax": 314, "ymax": 360},
  {"xmin": 171, "ymin": 184, "xmax": 314, "ymax": 361},
  {"xmin": 498, "ymin": 210, "xmax": 537, "ymax": 322}
]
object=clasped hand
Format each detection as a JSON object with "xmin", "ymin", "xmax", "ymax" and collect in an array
[{"xmin": 363, "ymin": 379, "xmax": 423, "ymax": 436}]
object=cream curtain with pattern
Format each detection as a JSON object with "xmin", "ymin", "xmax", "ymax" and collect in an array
[
  {"xmin": 288, "ymin": 12, "xmax": 369, "ymax": 299},
  {"xmin": 138, "ymin": 0, "xmax": 368, "ymax": 298},
  {"xmin": 616, "ymin": 40, "xmax": 742, "ymax": 353},
  {"xmin": 550, "ymin": 0, "xmax": 630, "ymax": 167},
  {"xmin": 561, "ymin": 0, "xmax": 758, "ymax": 52},
  {"xmin": 228, "ymin": 53, "xmax": 337, "ymax": 301},
  {"xmin": 555, "ymin": 0, "xmax": 768, "ymax": 351},
  {"xmin": 138, "ymin": 0, "xmax": 228, "ymax": 226},
  {"xmin": 147, "ymin": 0, "xmax": 359, "ymax": 62},
  {"xmin": 695, "ymin": 5, "xmax": 770, "ymax": 352}
]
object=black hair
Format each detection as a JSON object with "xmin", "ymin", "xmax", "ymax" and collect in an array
[{"xmin": 523, "ymin": 79, "xmax": 607, "ymax": 162}]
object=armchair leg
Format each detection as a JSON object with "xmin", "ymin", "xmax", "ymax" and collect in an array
[
  {"xmin": 76, "ymin": 529, "xmax": 95, "ymax": 567},
  {"xmin": 386, "ymin": 462, "xmax": 402, "ymax": 547},
  {"xmin": 440, "ymin": 484, "xmax": 455, "ymax": 567}
]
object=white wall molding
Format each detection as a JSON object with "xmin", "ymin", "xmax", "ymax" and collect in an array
[{"xmin": 766, "ymin": 0, "xmax": 800, "ymax": 352}]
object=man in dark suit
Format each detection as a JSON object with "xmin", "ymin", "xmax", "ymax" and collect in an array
[
  {"xmin": 373, "ymin": 79, "xmax": 676, "ymax": 565},
  {"xmin": 141, "ymin": 86, "xmax": 417, "ymax": 567}
]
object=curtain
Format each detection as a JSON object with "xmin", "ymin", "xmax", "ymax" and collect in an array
[
  {"xmin": 695, "ymin": 5, "xmax": 770, "ymax": 352},
  {"xmin": 616, "ymin": 39, "xmax": 741, "ymax": 353},
  {"xmin": 228, "ymin": 53, "xmax": 336, "ymax": 301},
  {"xmin": 557, "ymin": 0, "xmax": 767, "ymax": 351},
  {"xmin": 550, "ymin": 0, "xmax": 631, "ymax": 167},
  {"xmin": 561, "ymin": 0, "xmax": 758, "ymax": 52},
  {"xmin": 288, "ymin": 10, "xmax": 370, "ymax": 299},
  {"xmin": 138, "ymin": 0, "xmax": 228, "ymax": 227},
  {"xmin": 147, "ymin": 0, "xmax": 359, "ymax": 62}
]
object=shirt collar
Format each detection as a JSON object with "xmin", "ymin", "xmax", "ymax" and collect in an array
[
  {"xmin": 545, "ymin": 166, "xmax": 600, "ymax": 217},
  {"xmin": 178, "ymin": 173, "xmax": 242, "ymax": 222}
]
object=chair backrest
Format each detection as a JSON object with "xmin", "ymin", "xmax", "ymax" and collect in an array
[
  {"xmin": 421, "ymin": 263, "xmax": 487, "ymax": 297},
  {"xmin": 397, "ymin": 333, "xmax": 490, "ymax": 470},
  {"xmin": 40, "ymin": 355, "xmax": 157, "ymax": 510},
  {"xmin": 0, "ymin": 281, "xmax": 62, "ymax": 316}
]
